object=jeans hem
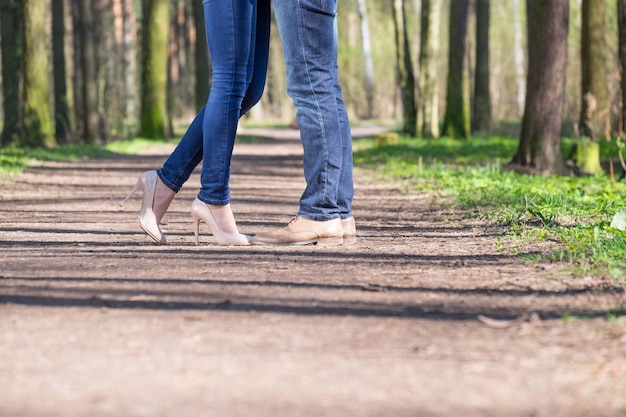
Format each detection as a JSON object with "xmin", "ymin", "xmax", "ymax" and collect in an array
[
  {"xmin": 297, "ymin": 210, "xmax": 341, "ymax": 222},
  {"xmin": 156, "ymin": 169, "xmax": 181, "ymax": 193},
  {"xmin": 197, "ymin": 194, "xmax": 230, "ymax": 206}
]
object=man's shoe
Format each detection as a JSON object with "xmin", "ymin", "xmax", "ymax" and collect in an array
[
  {"xmin": 342, "ymin": 217, "xmax": 357, "ymax": 244},
  {"xmin": 253, "ymin": 217, "xmax": 343, "ymax": 245}
]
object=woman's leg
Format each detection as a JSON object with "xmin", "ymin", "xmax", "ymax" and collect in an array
[
  {"xmin": 157, "ymin": 107, "xmax": 204, "ymax": 193},
  {"xmin": 157, "ymin": 0, "xmax": 269, "ymax": 194},
  {"xmin": 241, "ymin": 0, "xmax": 271, "ymax": 115},
  {"xmin": 198, "ymin": 0, "xmax": 257, "ymax": 206}
]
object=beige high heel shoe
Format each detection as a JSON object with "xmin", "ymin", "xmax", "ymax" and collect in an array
[
  {"xmin": 121, "ymin": 170, "xmax": 168, "ymax": 245},
  {"xmin": 190, "ymin": 198, "xmax": 251, "ymax": 246}
]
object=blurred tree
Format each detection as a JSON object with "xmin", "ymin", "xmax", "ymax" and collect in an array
[
  {"xmin": 512, "ymin": 0, "xmax": 526, "ymax": 118},
  {"xmin": 52, "ymin": 0, "xmax": 72, "ymax": 144},
  {"xmin": 192, "ymin": 0, "xmax": 210, "ymax": 111},
  {"xmin": 23, "ymin": 0, "xmax": 53, "ymax": 147},
  {"xmin": 575, "ymin": 0, "xmax": 608, "ymax": 174},
  {"xmin": 579, "ymin": 0, "xmax": 609, "ymax": 141},
  {"xmin": 121, "ymin": 0, "xmax": 138, "ymax": 136},
  {"xmin": 356, "ymin": 0, "xmax": 375, "ymax": 119},
  {"xmin": 139, "ymin": 0, "xmax": 170, "ymax": 139},
  {"xmin": 76, "ymin": 0, "xmax": 100, "ymax": 144},
  {"xmin": 442, "ymin": 0, "xmax": 470, "ymax": 139},
  {"xmin": 511, "ymin": 0, "xmax": 569, "ymax": 175},
  {"xmin": 617, "ymin": 0, "xmax": 626, "ymax": 136},
  {"xmin": 471, "ymin": 0, "xmax": 492, "ymax": 133},
  {"xmin": 0, "ymin": 0, "xmax": 23, "ymax": 146},
  {"xmin": 418, "ymin": 0, "xmax": 441, "ymax": 138},
  {"xmin": 392, "ymin": 0, "xmax": 417, "ymax": 136}
]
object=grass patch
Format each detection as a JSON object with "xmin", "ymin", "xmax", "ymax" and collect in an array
[
  {"xmin": 105, "ymin": 137, "xmax": 173, "ymax": 154},
  {"xmin": 0, "ymin": 137, "xmax": 173, "ymax": 175},
  {"xmin": 354, "ymin": 134, "xmax": 626, "ymax": 279},
  {"xmin": 0, "ymin": 144, "xmax": 114, "ymax": 175}
]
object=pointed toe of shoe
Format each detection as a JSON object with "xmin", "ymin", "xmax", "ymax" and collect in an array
[
  {"xmin": 253, "ymin": 217, "xmax": 343, "ymax": 245},
  {"xmin": 138, "ymin": 212, "xmax": 166, "ymax": 245}
]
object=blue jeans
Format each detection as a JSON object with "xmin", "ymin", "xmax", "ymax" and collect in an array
[
  {"xmin": 157, "ymin": 0, "xmax": 270, "ymax": 205},
  {"xmin": 273, "ymin": 0, "xmax": 354, "ymax": 221}
]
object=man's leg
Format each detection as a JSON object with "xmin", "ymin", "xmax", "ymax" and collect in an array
[
  {"xmin": 254, "ymin": 0, "xmax": 344, "ymax": 245},
  {"xmin": 273, "ymin": 0, "xmax": 343, "ymax": 221}
]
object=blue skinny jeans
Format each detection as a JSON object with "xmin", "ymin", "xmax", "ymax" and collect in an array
[
  {"xmin": 157, "ymin": 0, "xmax": 270, "ymax": 205},
  {"xmin": 272, "ymin": 0, "xmax": 354, "ymax": 221}
]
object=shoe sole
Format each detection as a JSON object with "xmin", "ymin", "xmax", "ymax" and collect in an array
[{"xmin": 253, "ymin": 236, "xmax": 344, "ymax": 246}]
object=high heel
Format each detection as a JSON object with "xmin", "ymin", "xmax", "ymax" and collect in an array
[
  {"xmin": 190, "ymin": 198, "xmax": 251, "ymax": 246},
  {"xmin": 121, "ymin": 170, "xmax": 167, "ymax": 245}
]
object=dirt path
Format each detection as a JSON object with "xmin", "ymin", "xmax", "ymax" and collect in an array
[{"xmin": 1, "ymin": 127, "xmax": 625, "ymax": 417}]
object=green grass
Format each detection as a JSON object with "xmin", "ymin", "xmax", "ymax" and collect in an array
[
  {"xmin": 0, "ymin": 144, "xmax": 114, "ymax": 175},
  {"xmin": 0, "ymin": 138, "xmax": 173, "ymax": 175},
  {"xmin": 105, "ymin": 137, "xmax": 173, "ymax": 154},
  {"xmin": 354, "ymin": 135, "xmax": 626, "ymax": 279}
]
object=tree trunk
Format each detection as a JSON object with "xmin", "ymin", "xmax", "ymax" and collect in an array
[
  {"xmin": 167, "ymin": 0, "xmax": 183, "ymax": 136},
  {"xmin": 22, "ymin": 0, "xmax": 54, "ymax": 147},
  {"xmin": 511, "ymin": 0, "xmax": 569, "ymax": 175},
  {"xmin": 471, "ymin": 0, "xmax": 492, "ymax": 133},
  {"xmin": 77, "ymin": 0, "xmax": 100, "ymax": 144},
  {"xmin": 0, "ymin": 0, "xmax": 23, "ymax": 146},
  {"xmin": 139, "ymin": 0, "xmax": 170, "ymax": 139},
  {"xmin": 392, "ymin": 0, "xmax": 417, "ymax": 137},
  {"xmin": 71, "ymin": 4, "xmax": 84, "ymax": 141},
  {"xmin": 512, "ymin": 0, "xmax": 525, "ymax": 117},
  {"xmin": 52, "ymin": 0, "xmax": 72, "ymax": 144},
  {"xmin": 442, "ymin": 0, "xmax": 470, "ymax": 139},
  {"xmin": 192, "ymin": 0, "xmax": 210, "ymax": 111},
  {"xmin": 122, "ymin": 0, "xmax": 138, "ymax": 135},
  {"xmin": 579, "ymin": 0, "xmax": 609, "ymax": 141},
  {"xmin": 356, "ymin": 0, "xmax": 375, "ymax": 119},
  {"xmin": 418, "ymin": 0, "xmax": 441, "ymax": 138},
  {"xmin": 617, "ymin": 0, "xmax": 626, "ymax": 136},
  {"xmin": 573, "ymin": 0, "xmax": 608, "ymax": 175}
]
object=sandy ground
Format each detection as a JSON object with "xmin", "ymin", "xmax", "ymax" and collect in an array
[{"xmin": 1, "ymin": 127, "xmax": 625, "ymax": 417}]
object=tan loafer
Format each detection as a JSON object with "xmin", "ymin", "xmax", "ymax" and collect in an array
[
  {"xmin": 253, "ymin": 217, "xmax": 343, "ymax": 245},
  {"xmin": 342, "ymin": 217, "xmax": 357, "ymax": 244}
]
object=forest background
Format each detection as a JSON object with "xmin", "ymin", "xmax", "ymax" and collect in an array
[{"xmin": 1, "ymin": 0, "xmax": 624, "ymax": 153}]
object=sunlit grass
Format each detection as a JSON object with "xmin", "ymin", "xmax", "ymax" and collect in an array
[
  {"xmin": 0, "ymin": 144, "xmax": 113, "ymax": 175},
  {"xmin": 105, "ymin": 137, "xmax": 173, "ymax": 154},
  {"xmin": 354, "ymin": 134, "xmax": 626, "ymax": 279},
  {"xmin": 0, "ymin": 138, "xmax": 173, "ymax": 175}
]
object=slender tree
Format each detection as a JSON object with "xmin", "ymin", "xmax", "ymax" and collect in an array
[
  {"xmin": 418, "ymin": 0, "xmax": 441, "ymax": 138},
  {"xmin": 619, "ymin": 0, "xmax": 626, "ymax": 136},
  {"xmin": 139, "ymin": 0, "xmax": 170, "ymax": 139},
  {"xmin": 93, "ymin": 0, "xmax": 112, "ymax": 141},
  {"xmin": 52, "ymin": 0, "xmax": 72, "ymax": 144},
  {"xmin": 575, "ymin": 0, "xmax": 608, "ymax": 174},
  {"xmin": 392, "ymin": 0, "xmax": 417, "ymax": 136},
  {"xmin": 512, "ymin": 0, "xmax": 526, "ymax": 117},
  {"xmin": 22, "ymin": 0, "xmax": 54, "ymax": 147},
  {"xmin": 167, "ymin": 0, "xmax": 183, "ymax": 137},
  {"xmin": 442, "ymin": 0, "xmax": 470, "ymax": 139},
  {"xmin": 122, "ymin": 0, "xmax": 138, "ymax": 134},
  {"xmin": 356, "ymin": 0, "xmax": 375, "ymax": 119},
  {"xmin": 0, "ymin": 0, "xmax": 23, "ymax": 146},
  {"xmin": 580, "ymin": 0, "xmax": 609, "ymax": 141},
  {"xmin": 511, "ymin": 0, "xmax": 569, "ymax": 175},
  {"xmin": 77, "ymin": 0, "xmax": 99, "ymax": 144},
  {"xmin": 192, "ymin": 0, "xmax": 209, "ymax": 111},
  {"xmin": 471, "ymin": 0, "xmax": 492, "ymax": 133}
]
